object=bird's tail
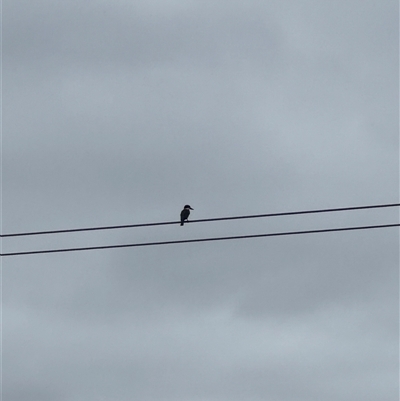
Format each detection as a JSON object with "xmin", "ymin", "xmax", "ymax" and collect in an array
[{"xmin": 180, "ymin": 222, "xmax": 184, "ymax": 226}]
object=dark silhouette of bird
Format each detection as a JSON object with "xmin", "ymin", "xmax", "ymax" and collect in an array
[{"xmin": 180, "ymin": 205, "xmax": 194, "ymax": 226}]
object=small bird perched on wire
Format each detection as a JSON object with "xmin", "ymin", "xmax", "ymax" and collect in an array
[{"xmin": 180, "ymin": 205, "xmax": 194, "ymax": 226}]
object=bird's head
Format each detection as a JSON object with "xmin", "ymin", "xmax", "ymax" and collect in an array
[{"xmin": 184, "ymin": 205, "xmax": 194, "ymax": 210}]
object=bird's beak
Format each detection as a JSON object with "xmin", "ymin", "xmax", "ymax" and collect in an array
[{"xmin": 190, "ymin": 207, "xmax": 194, "ymax": 210}]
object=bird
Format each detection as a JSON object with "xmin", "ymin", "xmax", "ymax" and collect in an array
[{"xmin": 180, "ymin": 205, "xmax": 194, "ymax": 226}]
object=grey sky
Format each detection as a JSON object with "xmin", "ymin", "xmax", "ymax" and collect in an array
[{"xmin": 1, "ymin": 1, "xmax": 399, "ymax": 400}]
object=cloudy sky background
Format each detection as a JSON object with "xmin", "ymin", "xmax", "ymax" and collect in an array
[{"xmin": 1, "ymin": 1, "xmax": 399, "ymax": 400}]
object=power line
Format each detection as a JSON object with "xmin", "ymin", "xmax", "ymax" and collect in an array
[
  {"xmin": 1, "ymin": 223, "xmax": 398, "ymax": 257},
  {"xmin": 1, "ymin": 202, "xmax": 399, "ymax": 238}
]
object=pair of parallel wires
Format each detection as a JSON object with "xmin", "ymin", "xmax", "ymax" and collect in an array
[{"xmin": 0, "ymin": 203, "xmax": 399, "ymax": 257}]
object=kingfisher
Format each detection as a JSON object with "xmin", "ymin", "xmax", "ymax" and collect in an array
[{"xmin": 180, "ymin": 205, "xmax": 194, "ymax": 226}]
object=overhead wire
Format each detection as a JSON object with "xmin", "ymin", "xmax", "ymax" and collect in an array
[
  {"xmin": 1, "ymin": 223, "xmax": 399, "ymax": 257},
  {"xmin": 1, "ymin": 202, "xmax": 399, "ymax": 238}
]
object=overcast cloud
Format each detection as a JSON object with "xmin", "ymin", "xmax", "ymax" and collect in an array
[{"xmin": 1, "ymin": 1, "xmax": 399, "ymax": 400}]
